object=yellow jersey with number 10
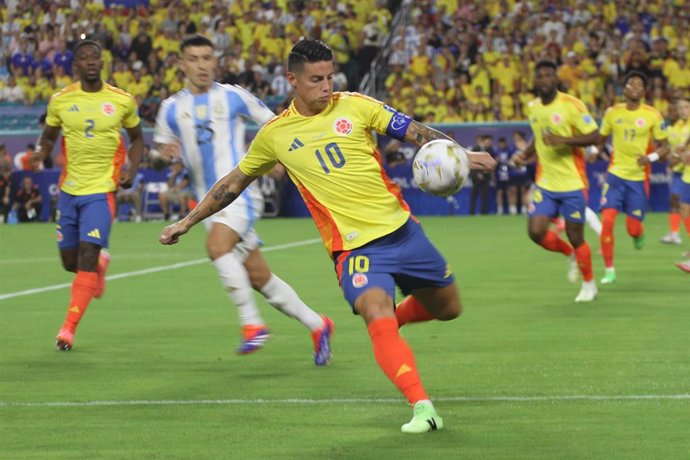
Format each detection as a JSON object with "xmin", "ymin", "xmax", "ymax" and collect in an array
[
  {"xmin": 526, "ymin": 92, "xmax": 598, "ymax": 192},
  {"xmin": 239, "ymin": 92, "xmax": 412, "ymax": 255},
  {"xmin": 600, "ymin": 103, "xmax": 667, "ymax": 182},
  {"xmin": 46, "ymin": 81, "xmax": 140, "ymax": 195}
]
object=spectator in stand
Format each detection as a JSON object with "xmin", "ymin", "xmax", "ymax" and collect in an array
[
  {"xmin": 13, "ymin": 176, "xmax": 42, "ymax": 223},
  {"xmin": 117, "ymin": 169, "xmax": 144, "ymax": 223},
  {"xmin": 469, "ymin": 135, "xmax": 493, "ymax": 216},
  {"xmin": 159, "ymin": 161, "xmax": 193, "ymax": 221},
  {"xmin": 0, "ymin": 75, "xmax": 24, "ymax": 103},
  {"xmin": 0, "ymin": 158, "xmax": 12, "ymax": 223}
]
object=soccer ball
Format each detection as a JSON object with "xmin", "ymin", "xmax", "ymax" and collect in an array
[{"xmin": 412, "ymin": 139, "xmax": 470, "ymax": 197}]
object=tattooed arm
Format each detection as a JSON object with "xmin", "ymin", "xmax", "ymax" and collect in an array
[
  {"xmin": 159, "ymin": 167, "xmax": 256, "ymax": 245},
  {"xmin": 404, "ymin": 120, "xmax": 497, "ymax": 171}
]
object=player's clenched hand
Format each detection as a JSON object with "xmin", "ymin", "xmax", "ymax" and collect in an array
[
  {"xmin": 467, "ymin": 151, "xmax": 497, "ymax": 171},
  {"xmin": 636, "ymin": 155, "xmax": 651, "ymax": 166},
  {"xmin": 159, "ymin": 143, "xmax": 182, "ymax": 162},
  {"xmin": 160, "ymin": 221, "xmax": 189, "ymax": 245},
  {"xmin": 119, "ymin": 167, "xmax": 136, "ymax": 189},
  {"xmin": 542, "ymin": 132, "xmax": 560, "ymax": 146}
]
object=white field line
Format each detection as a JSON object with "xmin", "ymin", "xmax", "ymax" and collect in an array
[
  {"xmin": 1, "ymin": 394, "xmax": 689, "ymax": 408},
  {"xmin": 0, "ymin": 238, "xmax": 322, "ymax": 301}
]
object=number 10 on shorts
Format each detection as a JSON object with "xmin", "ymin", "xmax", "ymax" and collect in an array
[{"xmin": 348, "ymin": 255, "xmax": 369, "ymax": 275}]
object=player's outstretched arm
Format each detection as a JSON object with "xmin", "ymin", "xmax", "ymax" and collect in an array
[
  {"xmin": 121, "ymin": 124, "xmax": 145, "ymax": 188},
  {"xmin": 404, "ymin": 120, "xmax": 497, "ymax": 171},
  {"xmin": 159, "ymin": 167, "xmax": 256, "ymax": 245}
]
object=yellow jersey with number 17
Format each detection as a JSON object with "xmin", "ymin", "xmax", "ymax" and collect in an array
[
  {"xmin": 239, "ymin": 92, "xmax": 413, "ymax": 255},
  {"xmin": 525, "ymin": 92, "xmax": 598, "ymax": 192},
  {"xmin": 600, "ymin": 103, "xmax": 667, "ymax": 182},
  {"xmin": 46, "ymin": 81, "xmax": 140, "ymax": 195}
]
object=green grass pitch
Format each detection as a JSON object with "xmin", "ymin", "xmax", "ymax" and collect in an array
[{"xmin": 1, "ymin": 214, "xmax": 688, "ymax": 459}]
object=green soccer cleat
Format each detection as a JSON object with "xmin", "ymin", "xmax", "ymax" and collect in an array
[
  {"xmin": 633, "ymin": 234, "xmax": 645, "ymax": 250},
  {"xmin": 401, "ymin": 401, "xmax": 444, "ymax": 434},
  {"xmin": 600, "ymin": 268, "xmax": 616, "ymax": 284}
]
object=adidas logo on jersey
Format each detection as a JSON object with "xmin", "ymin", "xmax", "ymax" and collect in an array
[
  {"xmin": 67, "ymin": 104, "xmax": 79, "ymax": 112},
  {"xmin": 87, "ymin": 229, "xmax": 101, "ymax": 239},
  {"xmin": 570, "ymin": 211, "xmax": 582, "ymax": 219},
  {"xmin": 288, "ymin": 138, "xmax": 304, "ymax": 152}
]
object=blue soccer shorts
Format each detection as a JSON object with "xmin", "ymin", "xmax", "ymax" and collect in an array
[
  {"xmin": 680, "ymin": 179, "xmax": 690, "ymax": 205},
  {"xmin": 333, "ymin": 218, "xmax": 454, "ymax": 312},
  {"xmin": 527, "ymin": 186, "xmax": 587, "ymax": 223},
  {"xmin": 56, "ymin": 191, "xmax": 115, "ymax": 249},
  {"xmin": 670, "ymin": 171, "xmax": 684, "ymax": 197},
  {"xmin": 600, "ymin": 173, "xmax": 648, "ymax": 221}
]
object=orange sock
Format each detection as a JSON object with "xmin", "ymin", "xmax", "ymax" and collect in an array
[
  {"xmin": 669, "ymin": 213, "xmax": 681, "ymax": 233},
  {"xmin": 395, "ymin": 296, "xmax": 435, "ymax": 327},
  {"xmin": 684, "ymin": 216, "xmax": 690, "ymax": 236},
  {"xmin": 540, "ymin": 230, "xmax": 573, "ymax": 256},
  {"xmin": 368, "ymin": 317, "xmax": 428, "ymax": 404},
  {"xmin": 64, "ymin": 271, "xmax": 99, "ymax": 331},
  {"xmin": 626, "ymin": 216, "xmax": 643, "ymax": 238},
  {"xmin": 574, "ymin": 242, "xmax": 593, "ymax": 282},
  {"xmin": 600, "ymin": 209, "xmax": 618, "ymax": 268}
]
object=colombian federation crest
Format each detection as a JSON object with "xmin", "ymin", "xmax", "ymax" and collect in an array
[
  {"xmin": 102, "ymin": 102, "xmax": 115, "ymax": 116},
  {"xmin": 636, "ymin": 118, "xmax": 646, "ymax": 127},
  {"xmin": 352, "ymin": 273, "xmax": 368, "ymax": 288},
  {"xmin": 551, "ymin": 113, "xmax": 562, "ymax": 124},
  {"xmin": 333, "ymin": 117, "xmax": 353, "ymax": 135}
]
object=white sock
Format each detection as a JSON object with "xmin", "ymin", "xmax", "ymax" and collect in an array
[
  {"xmin": 585, "ymin": 207, "xmax": 603, "ymax": 236},
  {"xmin": 509, "ymin": 205, "xmax": 517, "ymax": 215},
  {"xmin": 211, "ymin": 253, "xmax": 263, "ymax": 326},
  {"xmin": 259, "ymin": 274, "xmax": 323, "ymax": 331}
]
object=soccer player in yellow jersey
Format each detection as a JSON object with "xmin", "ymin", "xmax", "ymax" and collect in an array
[
  {"xmin": 36, "ymin": 40, "xmax": 144, "ymax": 351},
  {"xmin": 160, "ymin": 39, "xmax": 496, "ymax": 434},
  {"xmin": 661, "ymin": 100, "xmax": 690, "ymax": 244},
  {"xmin": 594, "ymin": 72, "xmax": 670, "ymax": 284},
  {"xmin": 674, "ymin": 98, "xmax": 690, "ymax": 272},
  {"xmin": 512, "ymin": 61, "xmax": 600, "ymax": 302}
]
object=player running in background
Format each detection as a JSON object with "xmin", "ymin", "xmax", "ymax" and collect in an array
[
  {"xmin": 160, "ymin": 39, "xmax": 496, "ymax": 433},
  {"xmin": 36, "ymin": 40, "xmax": 144, "ymax": 350},
  {"xmin": 673, "ymin": 99, "xmax": 690, "ymax": 272},
  {"xmin": 153, "ymin": 35, "xmax": 333, "ymax": 364},
  {"xmin": 592, "ymin": 71, "xmax": 670, "ymax": 284},
  {"xmin": 661, "ymin": 99, "xmax": 690, "ymax": 245},
  {"xmin": 512, "ymin": 60, "xmax": 599, "ymax": 302}
]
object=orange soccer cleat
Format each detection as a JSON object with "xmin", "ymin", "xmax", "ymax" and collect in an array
[
  {"xmin": 236, "ymin": 324, "xmax": 270, "ymax": 354},
  {"xmin": 311, "ymin": 315, "xmax": 335, "ymax": 366},
  {"xmin": 55, "ymin": 327, "xmax": 74, "ymax": 351}
]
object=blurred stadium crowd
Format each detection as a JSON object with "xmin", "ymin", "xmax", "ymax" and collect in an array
[{"xmin": 1, "ymin": 0, "xmax": 689, "ymax": 126}]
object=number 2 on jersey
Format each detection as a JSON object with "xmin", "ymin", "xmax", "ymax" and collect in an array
[
  {"xmin": 84, "ymin": 119, "xmax": 95, "ymax": 138},
  {"xmin": 315, "ymin": 142, "xmax": 345, "ymax": 174}
]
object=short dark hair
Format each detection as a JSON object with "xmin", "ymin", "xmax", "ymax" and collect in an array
[
  {"xmin": 623, "ymin": 70, "xmax": 648, "ymax": 88},
  {"xmin": 535, "ymin": 60, "xmax": 558, "ymax": 72},
  {"xmin": 288, "ymin": 39, "xmax": 333, "ymax": 72},
  {"xmin": 73, "ymin": 39, "xmax": 101, "ymax": 55},
  {"xmin": 180, "ymin": 34, "xmax": 215, "ymax": 53}
]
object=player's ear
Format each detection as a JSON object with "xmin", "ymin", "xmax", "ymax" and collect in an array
[{"xmin": 286, "ymin": 71, "xmax": 297, "ymax": 88}]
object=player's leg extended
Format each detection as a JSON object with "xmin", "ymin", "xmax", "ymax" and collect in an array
[
  {"xmin": 355, "ymin": 288, "xmax": 442, "ymax": 433},
  {"xmin": 55, "ymin": 194, "xmax": 111, "ymax": 351},
  {"xmin": 527, "ymin": 188, "xmax": 574, "ymax": 256},
  {"xmin": 560, "ymin": 190, "xmax": 596, "ymax": 300},
  {"xmin": 624, "ymin": 179, "xmax": 647, "ymax": 250},
  {"xmin": 244, "ymin": 247, "xmax": 334, "ymax": 365},
  {"xmin": 662, "ymin": 173, "xmax": 683, "ymax": 244},
  {"xmin": 207, "ymin": 223, "xmax": 269, "ymax": 354}
]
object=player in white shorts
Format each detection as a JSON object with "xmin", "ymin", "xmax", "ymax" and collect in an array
[{"xmin": 153, "ymin": 34, "xmax": 333, "ymax": 364}]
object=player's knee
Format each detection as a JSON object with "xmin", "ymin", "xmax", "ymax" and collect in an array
[
  {"xmin": 528, "ymin": 228, "xmax": 545, "ymax": 244},
  {"xmin": 61, "ymin": 259, "xmax": 77, "ymax": 272},
  {"xmin": 438, "ymin": 301, "xmax": 462, "ymax": 321},
  {"xmin": 206, "ymin": 241, "xmax": 233, "ymax": 261}
]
